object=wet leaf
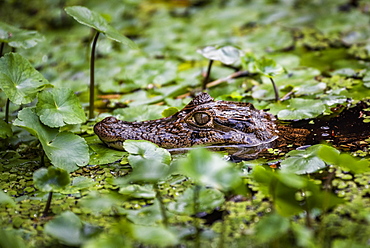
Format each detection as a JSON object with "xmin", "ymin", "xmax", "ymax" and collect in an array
[
  {"xmin": 0, "ymin": 21, "xmax": 44, "ymax": 48},
  {"xmin": 277, "ymin": 98, "xmax": 326, "ymax": 120},
  {"xmin": 36, "ymin": 88, "xmax": 86, "ymax": 128},
  {"xmin": 0, "ymin": 53, "xmax": 50, "ymax": 105},
  {"xmin": 14, "ymin": 107, "xmax": 89, "ymax": 172},
  {"xmin": 124, "ymin": 140, "xmax": 171, "ymax": 166},
  {"xmin": 281, "ymin": 145, "xmax": 328, "ymax": 174},
  {"xmin": 44, "ymin": 211, "xmax": 101, "ymax": 246},
  {"xmin": 65, "ymin": 6, "xmax": 136, "ymax": 48},
  {"xmin": 88, "ymin": 142, "xmax": 126, "ymax": 165},
  {"xmin": 197, "ymin": 45, "xmax": 242, "ymax": 65},
  {"xmin": 168, "ymin": 186, "xmax": 224, "ymax": 215},
  {"xmin": 33, "ymin": 167, "xmax": 70, "ymax": 192}
]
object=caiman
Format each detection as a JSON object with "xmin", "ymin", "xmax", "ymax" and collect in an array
[{"xmin": 94, "ymin": 92, "xmax": 370, "ymax": 155}]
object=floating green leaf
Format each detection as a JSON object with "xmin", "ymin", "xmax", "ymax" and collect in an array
[
  {"xmin": 168, "ymin": 186, "xmax": 225, "ymax": 215},
  {"xmin": 0, "ymin": 53, "xmax": 50, "ymax": 105},
  {"xmin": 36, "ymin": 88, "xmax": 86, "ymax": 128},
  {"xmin": 277, "ymin": 98, "xmax": 326, "ymax": 120},
  {"xmin": 197, "ymin": 45, "xmax": 242, "ymax": 65},
  {"xmin": 0, "ymin": 21, "xmax": 44, "ymax": 49},
  {"xmin": 0, "ymin": 119, "xmax": 12, "ymax": 139},
  {"xmin": 44, "ymin": 211, "xmax": 101, "ymax": 246},
  {"xmin": 65, "ymin": 6, "xmax": 137, "ymax": 48},
  {"xmin": 280, "ymin": 145, "xmax": 328, "ymax": 174},
  {"xmin": 88, "ymin": 141, "xmax": 126, "ymax": 165},
  {"xmin": 14, "ymin": 107, "xmax": 89, "ymax": 172},
  {"xmin": 33, "ymin": 167, "xmax": 70, "ymax": 192},
  {"xmin": 124, "ymin": 140, "xmax": 171, "ymax": 167}
]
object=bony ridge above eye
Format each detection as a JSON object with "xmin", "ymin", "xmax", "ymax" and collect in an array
[{"xmin": 193, "ymin": 112, "xmax": 210, "ymax": 125}]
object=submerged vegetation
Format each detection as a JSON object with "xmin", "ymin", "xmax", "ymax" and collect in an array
[{"xmin": 1, "ymin": 0, "xmax": 370, "ymax": 247}]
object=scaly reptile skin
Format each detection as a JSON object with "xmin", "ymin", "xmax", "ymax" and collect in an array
[{"xmin": 94, "ymin": 92, "xmax": 279, "ymax": 150}]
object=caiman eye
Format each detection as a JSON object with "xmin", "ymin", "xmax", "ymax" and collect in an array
[{"xmin": 193, "ymin": 112, "xmax": 210, "ymax": 125}]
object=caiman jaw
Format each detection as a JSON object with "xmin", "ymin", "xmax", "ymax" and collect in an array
[{"xmin": 94, "ymin": 93, "xmax": 279, "ymax": 150}]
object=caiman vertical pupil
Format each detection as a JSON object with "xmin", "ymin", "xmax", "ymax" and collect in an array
[{"xmin": 193, "ymin": 112, "xmax": 210, "ymax": 125}]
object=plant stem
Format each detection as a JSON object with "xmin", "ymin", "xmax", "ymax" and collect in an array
[
  {"xmin": 4, "ymin": 98, "xmax": 10, "ymax": 123},
  {"xmin": 154, "ymin": 183, "xmax": 169, "ymax": 227},
  {"xmin": 0, "ymin": 42, "xmax": 4, "ymax": 57},
  {"xmin": 202, "ymin": 60, "xmax": 214, "ymax": 91},
  {"xmin": 193, "ymin": 185, "xmax": 201, "ymax": 248},
  {"xmin": 43, "ymin": 191, "xmax": 53, "ymax": 217},
  {"xmin": 269, "ymin": 77, "xmax": 279, "ymax": 101},
  {"xmin": 89, "ymin": 31, "xmax": 100, "ymax": 119},
  {"xmin": 40, "ymin": 148, "xmax": 45, "ymax": 167}
]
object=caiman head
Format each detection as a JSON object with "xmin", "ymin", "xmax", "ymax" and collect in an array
[{"xmin": 94, "ymin": 92, "xmax": 278, "ymax": 150}]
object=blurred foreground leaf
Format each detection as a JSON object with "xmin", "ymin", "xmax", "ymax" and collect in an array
[
  {"xmin": 44, "ymin": 211, "xmax": 101, "ymax": 246},
  {"xmin": 33, "ymin": 167, "xmax": 70, "ymax": 192}
]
